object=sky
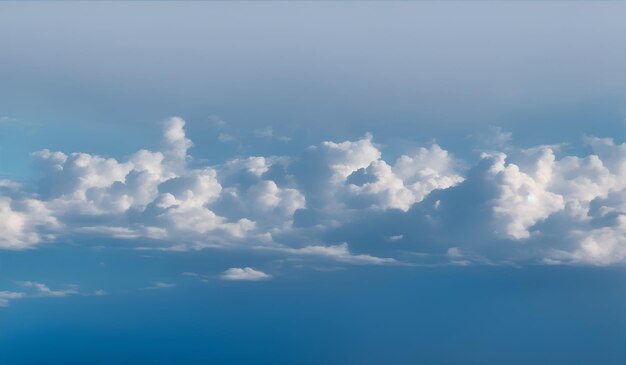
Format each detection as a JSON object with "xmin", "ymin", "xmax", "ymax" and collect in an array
[{"xmin": 1, "ymin": 2, "xmax": 626, "ymax": 364}]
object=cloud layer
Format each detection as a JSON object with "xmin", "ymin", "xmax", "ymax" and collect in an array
[{"xmin": 2, "ymin": 117, "xmax": 626, "ymax": 266}]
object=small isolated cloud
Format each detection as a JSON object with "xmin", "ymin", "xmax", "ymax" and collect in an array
[
  {"xmin": 221, "ymin": 267, "xmax": 270, "ymax": 281},
  {"xmin": 254, "ymin": 127, "xmax": 291, "ymax": 142},
  {"xmin": 208, "ymin": 115, "xmax": 226, "ymax": 128},
  {"xmin": 447, "ymin": 247, "xmax": 462, "ymax": 258},
  {"xmin": 387, "ymin": 234, "xmax": 404, "ymax": 242},
  {"xmin": 145, "ymin": 281, "xmax": 177, "ymax": 290},
  {"xmin": 472, "ymin": 126, "xmax": 513, "ymax": 150},
  {"xmin": 218, "ymin": 132, "xmax": 238, "ymax": 144}
]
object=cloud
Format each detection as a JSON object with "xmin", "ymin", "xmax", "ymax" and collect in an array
[
  {"xmin": 218, "ymin": 132, "xmax": 239, "ymax": 145},
  {"xmin": 0, "ymin": 281, "xmax": 102, "ymax": 307},
  {"xmin": 343, "ymin": 144, "xmax": 464, "ymax": 212},
  {"xmin": 488, "ymin": 149, "xmax": 565, "ymax": 239},
  {"xmin": 18, "ymin": 281, "xmax": 79, "ymax": 297},
  {"xmin": 0, "ymin": 116, "xmax": 17, "ymax": 125},
  {"xmin": 0, "ymin": 197, "xmax": 60, "ymax": 249},
  {"xmin": 0, "ymin": 291, "xmax": 25, "ymax": 307},
  {"xmin": 221, "ymin": 267, "xmax": 271, "ymax": 281},
  {"xmin": 278, "ymin": 243, "xmax": 397, "ymax": 265},
  {"xmin": 144, "ymin": 282, "xmax": 177, "ymax": 290},
  {"xmin": 387, "ymin": 234, "xmax": 403, "ymax": 242},
  {"xmin": 254, "ymin": 127, "xmax": 291, "ymax": 142},
  {"xmin": 4, "ymin": 116, "xmax": 626, "ymax": 266},
  {"xmin": 181, "ymin": 272, "xmax": 211, "ymax": 282}
]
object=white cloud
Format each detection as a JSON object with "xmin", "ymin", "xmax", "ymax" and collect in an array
[
  {"xmin": 0, "ymin": 197, "xmax": 60, "ymax": 249},
  {"xmin": 221, "ymin": 267, "xmax": 271, "ymax": 281},
  {"xmin": 0, "ymin": 281, "xmax": 101, "ymax": 307},
  {"xmin": 6, "ymin": 115, "xmax": 626, "ymax": 266},
  {"xmin": 280, "ymin": 243, "xmax": 397, "ymax": 265},
  {"xmin": 4, "ymin": 120, "xmax": 460, "ymax": 253},
  {"xmin": 145, "ymin": 282, "xmax": 177, "ymax": 290},
  {"xmin": 162, "ymin": 117, "xmax": 193, "ymax": 175},
  {"xmin": 18, "ymin": 281, "xmax": 78, "ymax": 297},
  {"xmin": 344, "ymin": 144, "xmax": 464, "ymax": 211},
  {"xmin": 0, "ymin": 179, "xmax": 21, "ymax": 190},
  {"xmin": 387, "ymin": 234, "xmax": 403, "ymax": 242},
  {"xmin": 487, "ymin": 149, "xmax": 565, "ymax": 239},
  {"xmin": 0, "ymin": 291, "xmax": 25, "ymax": 307}
]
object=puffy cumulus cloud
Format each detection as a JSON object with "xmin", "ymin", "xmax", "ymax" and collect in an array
[
  {"xmin": 488, "ymin": 150, "xmax": 565, "ymax": 239},
  {"xmin": 343, "ymin": 145, "xmax": 464, "ymax": 211},
  {"xmin": 318, "ymin": 137, "xmax": 626, "ymax": 267},
  {"xmin": 343, "ymin": 160, "xmax": 414, "ymax": 211},
  {"xmin": 548, "ymin": 217, "xmax": 626, "ymax": 266},
  {"xmin": 162, "ymin": 116, "xmax": 193, "ymax": 175},
  {"xmin": 482, "ymin": 138, "xmax": 626, "ymax": 264},
  {"xmin": 7, "ymin": 115, "xmax": 626, "ymax": 267},
  {"xmin": 213, "ymin": 157, "xmax": 306, "ymax": 232},
  {"xmin": 290, "ymin": 134, "xmax": 379, "ymax": 204},
  {"xmin": 221, "ymin": 267, "xmax": 271, "ymax": 281},
  {"xmin": 19, "ymin": 120, "xmax": 449, "ymax": 263},
  {"xmin": 0, "ymin": 196, "xmax": 60, "ymax": 249},
  {"xmin": 15, "ymin": 118, "xmax": 283, "ymax": 249},
  {"xmin": 31, "ymin": 118, "xmax": 198, "ymax": 219},
  {"xmin": 289, "ymin": 136, "xmax": 464, "ymax": 232},
  {"xmin": 416, "ymin": 140, "xmax": 625, "ymax": 265},
  {"xmin": 245, "ymin": 180, "xmax": 305, "ymax": 218},
  {"xmin": 156, "ymin": 169, "xmax": 222, "ymax": 210},
  {"xmin": 223, "ymin": 156, "xmax": 272, "ymax": 178},
  {"xmin": 34, "ymin": 151, "xmax": 150, "ymax": 215}
]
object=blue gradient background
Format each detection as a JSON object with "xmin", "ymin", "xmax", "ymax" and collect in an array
[
  {"xmin": 2, "ymin": 246, "xmax": 626, "ymax": 364},
  {"xmin": 1, "ymin": 2, "xmax": 626, "ymax": 364}
]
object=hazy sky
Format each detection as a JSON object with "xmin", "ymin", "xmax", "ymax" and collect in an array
[
  {"xmin": 2, "ymin": 2, "xmax": 626, "ymax": 177},
  {"xmin": 2, "ymin": 2, "xmax": 626, "ymax": 364}
]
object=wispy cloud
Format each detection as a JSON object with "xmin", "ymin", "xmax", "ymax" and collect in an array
[
  {"xmin": 277, "ymin": 243, "xmax": 397, "ymax": 265},
  {"xmin": 18, "ymin": 281, "xmax": 79, "ymax": 297},
  {"xmin": 0, "ymin": 291, "xmax": 25, "ymax": 307},
  {"xmin": 181, "ymin": 272, "xmax": 211, "ymax": 282},
  {"xmin": 0, "ymin": 116, "xmax": 17, "ymax": 125},
  {"xmin": 253, "ymin": 127, "xmax": 291, "ymax": 142},
  {"xmin": 144, "ymin": 281, "xmax": 177, "ymax": 290}
]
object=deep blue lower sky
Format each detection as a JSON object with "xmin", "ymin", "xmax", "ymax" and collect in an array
[{"xmin": 1, "ymin": 247, "xmax": 625, "ymax": 365}]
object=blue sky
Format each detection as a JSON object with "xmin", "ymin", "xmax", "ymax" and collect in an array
[{"xmin": 2, "ymin": 2, "xmax": 626, "ymax": 364}]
